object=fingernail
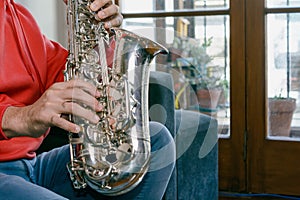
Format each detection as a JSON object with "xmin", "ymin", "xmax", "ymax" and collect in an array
[
  {"xmin": 75, "ymin": 125, "xmax": 81, "ymax": 133},
  {"xmin": 96, "ymin": 103, "xmax": 103, "ymax": 111},
  {"xmin": 105, "ymin": 21, "xmax": 112, "ymax": 29},
  {"xmin": 95, "ymin": 115, "xmax": 100, "ymax": 122},
  {"xmin": 95, "ymin": 90, "xmax": 101, "ymax": 97},
  {"xmin": 98, "ymin": 11, "xmax": 106, "ymax": 18},
  {"xmin": 90, "ymin": 2, "xmax": 97, "ymax": 11}
]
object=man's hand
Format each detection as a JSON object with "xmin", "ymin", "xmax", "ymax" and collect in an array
[
  {"xmin": 63, "ymin": 0, "xmax": 123, "ymax": 29},
  {"xmin": 2, "ymin": 80, "xmax": 102, "ymax": 138}
]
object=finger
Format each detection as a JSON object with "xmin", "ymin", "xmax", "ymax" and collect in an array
[
  {"xmin": 67, "ymin": 79, "xmax": 100, "ymax": 97},
  {"xmin": 90, "ymin": 0, "xmax": 112, "ymax": 12},
  {"xmin": 51, "ymin": 114, "xmax": 81, "ymax": 133},
  {"xmin": 60, "ymin": 101, "xmax": 100, "ymax": 124},
  {"xmin": 104, "ymin": 14, "xmax": 123, "ymax": 29},
  {"xmin": 53, "ymin": 80, "xmax": 100, "ymax": 98},
  {"xmin": 62, "ymin": 88, "xmax": 102, "ymax": 111},
  {"xmin": 95, "ymin": 4, "xmax": 120, "ymax": 21}
]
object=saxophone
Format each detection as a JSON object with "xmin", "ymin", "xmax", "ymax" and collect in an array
[{"xmin": 64, "ymin": 0, "xmax": 168, "ymax": 196}]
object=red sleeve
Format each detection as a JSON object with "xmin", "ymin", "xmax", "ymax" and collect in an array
[
  {"xmin": 44, "ymin": 36, "xmax": 68, "ymax": 89},
  {"xmin": 0, "ymin": 1, "xmax": 68, "ymax": 161},
  {"xmin": 0, "ymin": 39, "xmax": 68, "ymax": 140}
]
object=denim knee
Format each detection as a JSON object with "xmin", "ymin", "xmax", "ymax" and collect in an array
[{"xmin": 149, "ymin": 121, "xmax": 175, "ymax": 172}]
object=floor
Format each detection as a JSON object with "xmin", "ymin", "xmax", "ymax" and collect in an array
[{"xmin": 219, "ymin": 193, "xmax": 300, "ymax": 200}]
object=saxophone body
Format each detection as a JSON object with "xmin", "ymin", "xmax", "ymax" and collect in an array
[{"xmin": 65, "ymin": 0, "xmax": 167, "ymax": 196}]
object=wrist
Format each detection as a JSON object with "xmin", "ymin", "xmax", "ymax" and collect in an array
[
  {"xmin": 0, "ymin": 105, "xmax": 11, "ymax": 139},
  {"xmin": 2, "ymin": 106, "xmax": 27, "ymax": 138}
]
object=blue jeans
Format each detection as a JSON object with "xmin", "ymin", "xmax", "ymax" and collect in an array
[{"xmin": 0, "ymin": 122, "xmax": 175, "ymax": 200}]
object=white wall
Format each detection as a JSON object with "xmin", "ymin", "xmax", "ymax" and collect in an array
[{"xmin": 14, "ymin": 0, "xmax": 67, "ymax": 47}]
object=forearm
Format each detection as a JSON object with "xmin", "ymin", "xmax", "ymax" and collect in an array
[{"xmin": 1, "ymin": 106, "xmax": 48, "ymax": 139}]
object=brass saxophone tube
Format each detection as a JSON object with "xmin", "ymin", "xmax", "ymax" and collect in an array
[{"xmin": 65, "ymin": 0, "xmax": 168, "ymax": 196}]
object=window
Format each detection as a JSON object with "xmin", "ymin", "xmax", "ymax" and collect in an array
[
  {"xmin": 119, "ymin": 0, "xmax": 231, "ymax": 137},
  {"xmin": 266, "ymin": 5, "xmax": 300, "ymax": 139}
]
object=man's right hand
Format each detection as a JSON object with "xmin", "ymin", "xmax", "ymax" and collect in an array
[{"xmin": 2, "ymin": 80, "xmax": 102, "ymax": 138}]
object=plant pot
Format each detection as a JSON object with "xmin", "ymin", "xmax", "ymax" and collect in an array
[
  {"xmin": 268, "ymin": 98, "xmax": 296, "ymax": 137},
  {"xmin": 197, "ymin": 89, "xmax": 222, "ymax": 116}
]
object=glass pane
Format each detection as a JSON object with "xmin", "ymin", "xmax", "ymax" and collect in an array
[
  {"xmin": 122, "ymin": 16, "xmax": 230, "ymax": 137},
  {"xmin": 120, "ymin": 0, "xmax": 229, "ymax": 13},
  {"xmin": 267, "ymin": 13, "xmax": 300, "ymax": 139},
  {"xmin": 267, "ymin": 0, "xmax": 300, "ymax": 8}
]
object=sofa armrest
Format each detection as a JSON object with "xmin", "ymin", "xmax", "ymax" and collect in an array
[
  {"xmin": 149, "ymin": 71, "xmax": 175, "ymax": 136},
  {"xmin": 171, "ymin": 109, "xmax": 218, "ymax": 200},
  {"xmin": 148, "ymin": 71, "xmax": 218, "ymax": 199}
]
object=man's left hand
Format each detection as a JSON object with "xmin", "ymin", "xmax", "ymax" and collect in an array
[{"xmin": 63, "ymin": 0, "xmax": 123, "ymax": 29}]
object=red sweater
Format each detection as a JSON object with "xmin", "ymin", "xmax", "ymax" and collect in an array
[{"xmin": 0, "ymin": 0, "xmax": 68, "ymax": 161}]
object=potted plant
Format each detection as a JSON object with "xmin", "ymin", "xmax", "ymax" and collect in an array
[
  {"xmin": 268, "ymin": 93, "xmax": 296, "ymax": 137},
  {"xmin": 194, "ymin": 66, "xmax": 224, "ymax": 115},
  {"xmin": 187, "ymin": 37, "xmax": 225, "ymax": 115},
  {"xmin": 169, "ymin": 36, "xmax": 227, "ymax": 115}
]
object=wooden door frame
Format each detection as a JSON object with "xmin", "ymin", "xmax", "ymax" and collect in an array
[
  {"xmin": 245, "ymin": 0, "xmax": 266, "ymax": 193},
  {"xmin": 218, "ymin": 0, "xmax": 247, "ymax": 192},
  {"xmin": 247, "ymin": 0, "xmax": 300, "ymax": 195}
]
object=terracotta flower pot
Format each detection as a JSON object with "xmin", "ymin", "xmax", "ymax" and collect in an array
[
  {"xmin": 197, "ymin": 89, "xmax": 222, "ymax": 116},
  {"xmin": 268, "ymin": 98, "xmax": 296, "ymax": 137}
]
